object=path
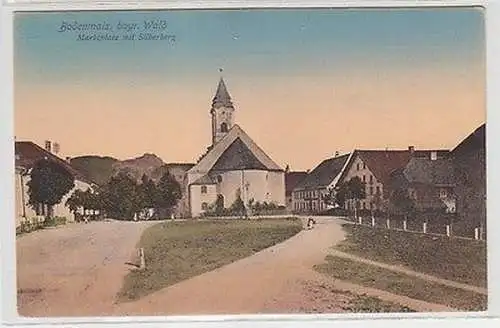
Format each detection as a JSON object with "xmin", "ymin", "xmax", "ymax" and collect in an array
[
  {"xmin": 328, "ymin": 249, "xmax": 488, "ymax": 295},
  {"xmin": 112, "ymin": 217, "xmax": 454, "ymax": 315},
  {"xmin": 112, "ymin": 217, "xmax": 346, "ymax": 315},
  {"xmin": 16, "ymin": 220, "xmax": 155, "ymax": 317}
]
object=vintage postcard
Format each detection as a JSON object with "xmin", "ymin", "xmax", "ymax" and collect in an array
[{"xmin": 9, "ymin": 5, "xmax": 487, "ymax": 319}]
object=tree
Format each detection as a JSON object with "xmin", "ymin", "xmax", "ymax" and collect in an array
[
  {"xmin": 389, "ymin": 189, "xmax": 415, "ymax": 217},
  {"xmin": 27, "ymin": 159, "xmax": 75, "ymax": 217},
  {"xmin": 230, "ymin": 188, "xmax": 246, "ymax": 217},
  {"xmin": 138, "ymin": 174, "xmax": 158, "ymax": 210},
  {"xmin": 65, "ymin": 189, "xmax": 84, "ymax": 215},
  {"xmin": 156, "ymin": 171, "xmax": 182, "ymax": 211},
  {"xmin": 100, "ymin": 172, "xmax": 141, "ymax": 220},
  {"xmin": 333, "ymin": 177, "xmax": 366, "ymax": 217},
  {"xmin": 214, "ymin": 194, "xmax": 225, "ymax": 215}
]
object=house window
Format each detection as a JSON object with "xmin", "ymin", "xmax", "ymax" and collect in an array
[
  {"xmin": 376, "ymin": 186, "xmax": 380, "ymax": 194},
  {"xmin": 357, "ymin": 163, "xmax": 360, "ymax": 171},
  {"xmin": 201, "ymin": 202, "xmax": 208, "ymax": 211},
  {"xmin": 220, "ymin": 122, "xmax": 228, "ymax": 133},
  {"xmin": 201, "ymin": 185, "xmax": 207, "ymax": 194},
  {"xmin": 370, "ymin": 186, "xmax": 373, "ymax": 195},
  {"xmin": 370, "ymin": 175, "xmax": 373, "ymax": 184},
  {"xmin": 439, "ymin": 189, "xmax": 447, "ymax": 199},
  {"xmin": 217, "ymin": 175, "xmax": 223, "ymax": 183},
  {"xmin": 363, "ymin": 175, "xmax": 366, "ymax": 183},
  {"xmin": 361, "ymin": 202, "xmax": 365, "ymax": 210},
  {"xmin": 363, "ymin": 163, "xmax": 366, "ymax": 169}
]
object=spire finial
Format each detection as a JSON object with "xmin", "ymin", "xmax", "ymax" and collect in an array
[{"xmin": 219, "ymin": 68, "xmax": 223, "ymax": 74}]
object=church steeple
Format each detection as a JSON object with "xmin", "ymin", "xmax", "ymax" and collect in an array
[
  {"xmin": 211, "ymin": 70, "xmax": 235, "ymax": 145},
  {"xmin": 212, "ymin": 77, "xmax": 233, "ymax": 109}
]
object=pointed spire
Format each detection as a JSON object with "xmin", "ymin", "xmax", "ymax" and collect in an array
[{"xmin": 212, "ymin": 70, "xmax": 233, "ymax": 109}]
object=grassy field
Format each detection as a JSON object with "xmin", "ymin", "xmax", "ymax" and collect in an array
[
  {"xmin": 118, "ymin": 218, "xmax": 303, "ymax": 302},
  {"xmin": 342, "ymin": 293, "xmax": 416, "ymax": 313},
  {"xmin": 337, "ymin": 224, "xmax": 487, "ymax": 288},
  {"xmin": 315, "ymin": 255, "xmax": 487, "ymax": 311}
]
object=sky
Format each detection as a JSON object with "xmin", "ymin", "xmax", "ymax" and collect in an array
[{"xmin": 14, "ymin": 8, "xmax": 485, "ymax": 171}]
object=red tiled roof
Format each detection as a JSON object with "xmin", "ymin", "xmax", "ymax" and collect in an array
[
  {"xmin": 342, "ymin": 149, "xmax": 450, "ymax": 186},
  {"xmin": 451, "ymin": 123, "xmax": 485, "ymax": 157},
  {"xmin": 15, "ymin": 141, "xmax": 93, "ymax": 184},
  {"xmin": 285, "ymin": 171, "xmax": 308, "ymax": 195}
]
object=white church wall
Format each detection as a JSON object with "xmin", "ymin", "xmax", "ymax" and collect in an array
[
  {"xmin": 214, "ymin": 170, "xmax": 285, "ymax": 208},
  {"xmin": 190, "ymin": 184, "xmax": 217, "ymax": 217},
  {"xmin": 267, "ymin": 171, "xmax": 286, "ymax": 206}
]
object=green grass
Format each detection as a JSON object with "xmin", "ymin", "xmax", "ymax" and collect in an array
[
  {"xmin": 118, "ymin": 218, "xmax": 303, "ymax": 302},
  {"xmin": 337, "ymin": 224, "xmax": 487, "ymax": 288},
  {"xmin": 342, "ymin": 293, "xmax": 416, "ymax": 313},
  {"xmin": 315, "ymin": 255, "xmax": 487, "ymax": 311}
]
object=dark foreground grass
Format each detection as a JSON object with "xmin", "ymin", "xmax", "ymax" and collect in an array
[
  {"xmin": 337, "ymin": 224, "xmax": 487, "ymax": 288},
  {"xmin": 315, "ymin": 256, "xmax": 487, "ymax": 311},
  {"xmin": 343, "ymin": 293, "xmax": 416, "ymax": 313},
  {"xmin": 118, "ymin": 218, "xmax": 303, "ymax": 302}
]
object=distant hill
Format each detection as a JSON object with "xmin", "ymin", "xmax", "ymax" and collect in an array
[
  {"xmin": 111, "ymin": 153, "xmax": 165, "ymax": 182},
  {"xmin": 70, "ymin": 156, "xmax": 118, "ymax": 186},
  {"xmin": 71, "ymin": 153, "xmax": 167, "ymax": 185}
]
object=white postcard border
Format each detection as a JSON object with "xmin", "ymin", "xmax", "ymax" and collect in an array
[{"xmin": 1, "ymin": 1, "xmax": 498, "ymax": 327}]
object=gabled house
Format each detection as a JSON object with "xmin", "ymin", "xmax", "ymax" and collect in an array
[
  {"xmin": 285, "ymin": 169, "xmax": 307, "ymax": 212},
  {"xmin": 451, "ymin": 123, "xmax": 486, "ymax": 232},
  {"xmin": 15, "ymin": 141, "xmax": 94, "ymax": 225},
  {"xmin": 291, "ymin": 153, "xmax": 350, "ymax": 214},
  {"xmin": 337, "ymin": 148, "xmax": 450, "ymax": 212},
  {"xmin": 389, "ymin": 157, "xmax": 456, "ymax": 213}
]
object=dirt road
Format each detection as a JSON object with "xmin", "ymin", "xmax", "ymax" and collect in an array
[
  {"xmin": 17, "ymin": 217, "xmax": 456, "ymax": 317},
  {"xmin": 113, "ymin": 217, "xmax": 346, "ymax": 315},
  {"xmin": 16, "ymin": 220, "xmax": 154, "ymax": 317},
  {"xmin": 113, "ymin": 217, "xmax": 455, "ymax": 315}
]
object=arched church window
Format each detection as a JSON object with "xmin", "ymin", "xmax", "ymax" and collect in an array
[
  {"xmin": 202, "ymin": 202, "xmax": 208, "ymax": 211},
  {"xmin": 217, "ymin": 175, "xmax": 223, "ymax": 183},
  {"xmin": 201, "ymin": 185, "xmax": 207, "ymax": 194},
  {"xmin": 220, "ymin": 123, "xmax": 228, "ymax": 133}
]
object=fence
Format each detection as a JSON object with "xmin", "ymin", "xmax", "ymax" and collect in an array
[{"xmin": 344, "ymin": 215, "xmax": 486, "ymax": 241}]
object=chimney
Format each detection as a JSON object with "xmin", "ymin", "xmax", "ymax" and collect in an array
[
  {"xmin": 66, "ymin": 156, "xmax": 72, "ymax": 163},
  {"xmin": 430, "ymin": 151, "xmax": 438, "ymax": 161},
  {"xmin": 335, "ymin": 151, "xmax": 339, "ymax": 157},
  {"xmin": 408, "ymin": 146, "xmax": 415, "ymax": 155},
  {"xmin": 45, "ymin": 140, "xmax": 52, "ymax": 153}
]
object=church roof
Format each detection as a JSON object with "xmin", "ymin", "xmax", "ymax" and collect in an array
[
  {"xmin": 188, "ymin": 124, "xmax": 283, "ymax": 177},
  {"xmin": 192, "ymin": 175, "xmax": 216, "ymax": 185},
  {"xmin": 211, "ymin": 138, "xmax": 270, "ymax": 171},
  {"xmin": 212, "ymin": 77, "xmax": 233, "ymax": 109}
]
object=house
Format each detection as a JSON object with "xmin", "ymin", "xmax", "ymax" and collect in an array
[
  {"xmin": 15, "ymin": 141, "xmax": 94, "ymax": 225},
  {"xmin": 186, "ymin": 77, "xmax": 286, "ymax": 217},
  {"xmin": 451, "ymin": 123, "xmax": 486, "ymax": 232},
  {"xmin": 337, "ymin": 147, "xmax": 450, "ymax": 212},
  {"xmin": 389, "ymin": 157, "xmax": 456, "ymax": 213},
  {"xmin": 284, "ymin": 168, "xmax": 307, "ymax": 212},
  {"xmin": 291, "ymin": 153, "xmax": 350, "ymax": 214}
]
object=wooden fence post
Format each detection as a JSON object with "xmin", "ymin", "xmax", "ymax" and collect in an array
[
  {"xmin": 371, "ymin": 216, "xmax": 375, "ymax": 227},
  {"xmin": 386, "ymin": 218, "xmax": 390, "ymax": 229},
  {"xmin": 139, "ymin": 248, "xmax": 146, "ymax": 269},
  {"xmin": 423, "ymin": 222, "xmax": 427, "ymax": 234},
  {"xmin": 446, "ymin": 225, "xmax": 451, "ymax": 237},
  {"xmin": 403, "ymin": 220, "xmax": 407, "ymax": 231},
  {"xmin": 474, "ymin": 228, "xmax": 480, "ymax": 240},
  {"xmin": 358, "ymin": 216, "xmax": 362, "ymax": 225}
]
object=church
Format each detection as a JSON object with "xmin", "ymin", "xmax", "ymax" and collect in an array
[{"xmin": 185, "ymin": 76, "xmax": 286, "ymax": 217}]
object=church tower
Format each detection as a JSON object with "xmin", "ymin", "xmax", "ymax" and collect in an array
[{"xmin": 211, "ymin": 75, "xmax": 235, "ymax": 145}]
